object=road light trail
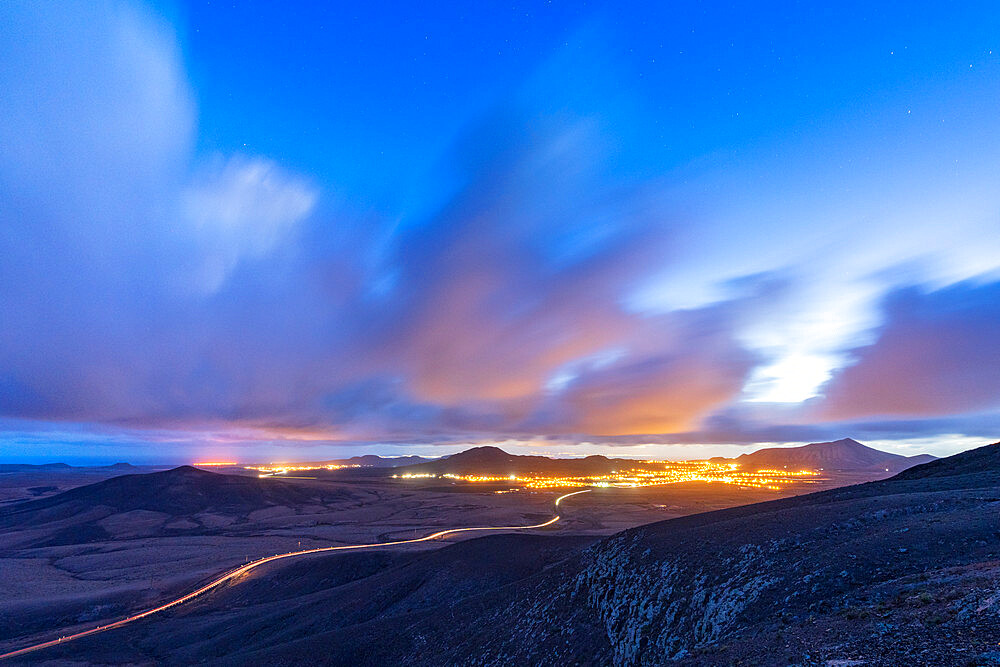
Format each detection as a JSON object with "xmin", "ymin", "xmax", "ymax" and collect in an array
[{"xmin": 0, "ymin": 489, "xmax": 590, "ymax": 661}]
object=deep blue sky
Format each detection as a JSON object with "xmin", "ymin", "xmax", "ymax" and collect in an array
[{"xmin": 1, "ymin": 1, "xmax": 999, "ymax": 463}]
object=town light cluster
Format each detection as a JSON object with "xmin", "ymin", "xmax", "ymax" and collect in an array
[
  {"xmin": 393, "ymin": 460, "xmax": 822, "ymax": 491},
  {"xmin": 244, "ymin": 463, "xmax": 363, "ymax": 477}
]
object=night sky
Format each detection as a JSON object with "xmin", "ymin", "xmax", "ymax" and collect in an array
[{"xmin": 2, "ymin": 1, "xmax": 999, "ymax": 463}]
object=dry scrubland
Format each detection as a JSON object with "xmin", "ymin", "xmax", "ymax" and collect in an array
[
  {"xmin": 0, "ymin": 465, "xmax": 155, "ymax": 506},
  {"xmin": 0, "ymin": 464, "xmax": 833, "ymax": 655}
]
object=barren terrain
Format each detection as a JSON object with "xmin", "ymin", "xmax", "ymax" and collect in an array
[
  {"xmin": 0, "ymin": 464, "xmax": 830, "ymax": 657},
  {"xmin": 0, "ymin": 444, "xmax": 994, "ymax": 665}
]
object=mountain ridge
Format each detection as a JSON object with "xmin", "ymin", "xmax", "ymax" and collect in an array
[
  {"xmin": 398, "ymin": 446, "xmax": 625, "ymax": 476},
  {"xmin": 396, "ymin": 439, "xmax": 935, "ymax": 477},
  {"xmin": 733, "ymin": 437, "xmax": 935, "ymax": 472}
]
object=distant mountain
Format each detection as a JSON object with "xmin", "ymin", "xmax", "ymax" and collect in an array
[
  {"xmin": 242, "ymin": 455, "xmax": 435, "ymax": 470},
  {"xmin": 0, "ymin": 462, "xmax": 140, "ymax": 472},
  {"xmin": 397, "ymin": 446, "xmax": 630, "ymax": 477},
  {"xmin": 397, "ymin": 442, "xmax": 937, "ymax": 478},
  {"xmin": 734, "ymin": 437, "xmax": 935, "ymax": 472},
  {"xmin": 0, "ymin": 463, "xmax": 73, "ymax": 472},
  {"xmin": 103, "ymin": 462, "xmax": 139, "ymax": 471},
  {"xmin": 342, "ymin": 455, "xmax": 433, "ymax": 468}
]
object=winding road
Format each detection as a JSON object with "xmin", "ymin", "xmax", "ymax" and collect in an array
[{"xmin": 0, "ymin": 489, "xmax": 590, "ymax": 661}]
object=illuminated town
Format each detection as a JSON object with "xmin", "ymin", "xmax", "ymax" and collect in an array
[
  {"xmin": 216, "ymin": 457, "xmax": 825, "ymax": 489},
  {"xmin": 392, "ymin": 460, "xmax": 822, "ymax": 491},
  {"xmin": 236, "ymin": 460, "xmax": 823, "ymax": 489},
  {"xmin": 244, "ymin": 463, "xmax": 362, "ymax": 477}
]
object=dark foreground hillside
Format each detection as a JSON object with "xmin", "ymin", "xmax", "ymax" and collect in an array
[
  {"xmin": 18, "ymin": 442, "xmax": 1000, "ymax": 666},
  {"xmin": 0, "ymin": 466, "xmax": 357, "ymax": 550},
  {"xmin": 0, "ymin": 466, "xmax": 335, "ymax": 527}
]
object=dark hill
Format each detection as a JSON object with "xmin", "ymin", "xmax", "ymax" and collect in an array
[
  {"xmin": 891, "ymin": 440, "xmax": 1000, "ymax": 481},
  {"xmin": 0, "ymin": 466, "xmax": 334, "ymax": 528},
  {"xmin": 104, "ymin": 462, "xmax": 139, "ymax": 471},
  {"xmin": 399, "ymin": 446, "xmax": 629, "ymax": 476},
  {"xmin": 344, "ymin": 454, "xmax": 432, "ymax": 468},
  {"xmin": 735, "ymin": 437, "xmax": 934, "ymax": 472},
  {"xmin": 416, "ymin": 445, "xmax": 526, "ymax": 472}
]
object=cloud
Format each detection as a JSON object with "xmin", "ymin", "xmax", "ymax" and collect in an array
[
  {"xmin": 182, "ymin": 157, "xmax": 318, "ymax": 292},
  {"xmin": 0, "ymin": 0, "xmax": 195, "ymax": 422},
  {"xmin": 0, "ymin": 0, "xmax": 194, "ymax": 212},
  {"xmin": 523, "ymin": 306, "xmax": 757, "ymax": 436},
  {"xmin": 818, "ymin": 280, "xmax": 1000, "ymax": 419},
  {"xmin": 3, "ymin": 1, "xmax": 998, "ymax": 455},
  {"xmin": 0, "ymin": 46, "xmax": 761, "ymax": 444},
  {"xmin": 0, "ymin": 2, "xmax": 324, "ymax": 427},
  {"xmin": 372, "ymin": 116, "xmax": 674, "ymax": 406}
]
